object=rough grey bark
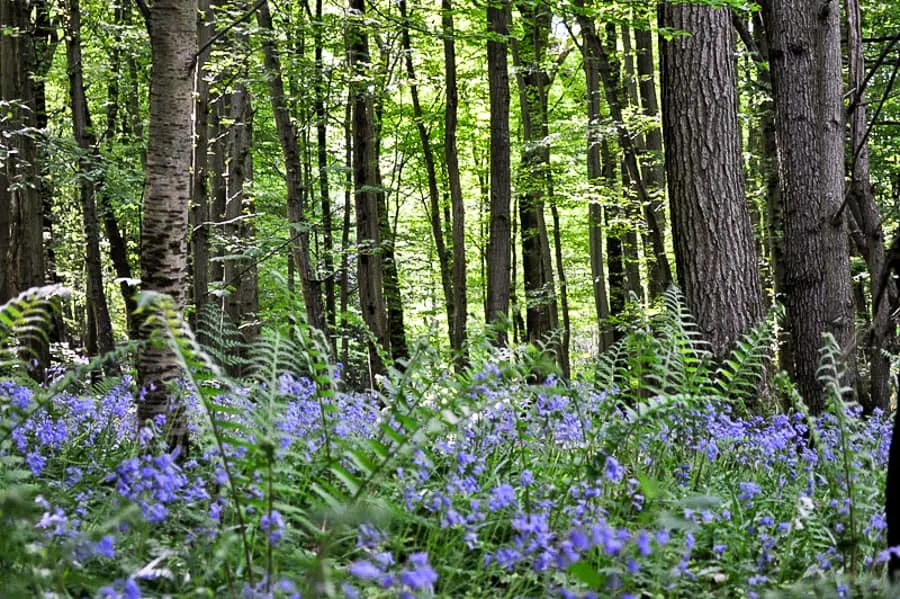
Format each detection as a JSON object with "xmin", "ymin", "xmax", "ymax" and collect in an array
[
  {"xmin": 485, "ymin": 0, "xmax": 512, "ymax": 343},
  {"xmin": 0, "ymin": 0, "xmax": 17, "ymax": 303},
  {"xmin": 65, "ymin": 0, "xmax": 116, "ymax": 357},
  {"xmin": 1, "ymin": 0, "xmax": 49, "ymax": 376},
  {"xmin": 138, "ymin": 0, "xmax": 197, "ymax": 453},
  {"xmin": 443, "ymin": 0, "xmax": 468, "ymax": 365},
  {"xmin": 660, "ymin": 2, "xmax": 764, "ymax": 358},
  {"xmin": 761, "ymin": 0, "xmax": 856, "ymax": 412},
  {"xmin": 1, "ymin": 0, "xmax": 45, "ymax": 301},
  {"xmin": 349, "ymin": 0, "xmax": 389, "ymax": 383},
  {"xmin": 846, "ymin": 0, "xmax": 892, "ymax": 412},
  {"xmin": 512, "ymin": 0, "xmax": 559, "ymax": 355}
]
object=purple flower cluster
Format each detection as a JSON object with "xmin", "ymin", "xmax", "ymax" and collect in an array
[{"xmin": 0, "ymin": 362, "xmax": 895, "ymax": 597}]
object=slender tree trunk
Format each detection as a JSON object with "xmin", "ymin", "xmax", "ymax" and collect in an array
[
  {"xmin": 660, "ymin": 1, "xmax": 764, "ymax": 358},
  {"xmin": 603, "ymin": 143, "xmax": 626, "ymax": 318},
  {"xmin": 257, "ymin": 0, "xmax": 326, "ymax": 334},
  {"xmin": 748, "ymin": 13, "xmax": 793, "ymax": 374},
  {"xmin": 138, "ymin": 0, "xmax": 197, "ymax": 454},
  {"xmin": 340, "ymin": 94, "xmax": 352, "ymax": 367},
  {"xmin": 65, "ymin": 0, "xmax": 116, "ymax": 356},
  {"xmin": 548, "ymin": 184, "xmax": 571, "ymax": 377},
  {"xmin": 635, "ymin": 25, "xmax": 667, "ymax": 297},
  {"xmin": 399, "ymin": 0, "xmax": 454, "ymax": 347},
  {"xmin": 223, "ymin": 87, "xmax": 253, "ymax": 330},
  {"xmin": 575, "ymin": 0, "xmax": 672, "ymax": 291},
  {"xmin": 621, "ymin": 25, "xmax": 644, "ymax": 303},
  {"xmin": 846, "ymin": 0, "xmax": 892, "ymax": 412},
  {"xmin": 191, "ymin": 0, "xmax": 212, "ymax": 331},
  {"xmin": 375, "ymin": 154, "xmax": 408, "ymax": 361},
  {"xmin": 512, "ymin": 0, "xmax": 559, "ymax": 357},
  {"xmin": 443, "ymin": 0, "xmax": 468, "ymax": 365},
  {"xmin": 313, "ymin": 0, "xmax": 336, "ymax": 357},
  {"xmin": 580, "ymin": 12, "xmax": 613, "ymax": 350},
  {"xmin": 349, "ymin": 0, "xmax": 389, "ymax": 383},
  {"xmin": 485, "ymin": 0, "xmax": 512, "ymax": 344},
  {"xmin": 95, "ymin": 2, "xmax": 140, "ymax": 342},
  {"xmin": 761, "ymin": 0, "xmax": 856, "ymax": 412}
]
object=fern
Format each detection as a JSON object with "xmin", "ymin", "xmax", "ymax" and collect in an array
[
  {"xmin": 0, "ymin": 285, "xmax": 68, "ymax": 376},
  {"xmin": 592, "ymin": 286, "xmax": 778, "ymax": 414}
]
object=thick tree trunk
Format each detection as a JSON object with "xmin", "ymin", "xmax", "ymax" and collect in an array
[
  {"xmin": 485, "ymin": 0, "xmax": 512, "ymax": 343},
  {"xmin": 65, "ymin": 0, "xmax": 116, "ymax": 357},
  {"xmin": 1, "ymin": 0, "xmax": 48, "ymax": 375},
  {"xmin": 443, "ymin": 0, "xmax": 468, "ymax": 365},
  {"xmin": 257, "ymin": 0, "xmax": 326, "ymax": 334},
  {"xmin": 660, "ymin": 2, "xmax": 764, "ymax": 358},
  {"xmin": 348, "ymin": 0, "xmax": 389, "ymax": 384},
  {"xmin": 761, "ymin": 0, "xmax": 856, "ymax": 412},
  {"xmin": 138, "ymin": 0, "xmax": 197, "ymax": 453}
]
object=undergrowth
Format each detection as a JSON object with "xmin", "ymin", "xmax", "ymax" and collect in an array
[{"xmin": 0, "ymin": 287, "xmax": 896, "ymax": 598}]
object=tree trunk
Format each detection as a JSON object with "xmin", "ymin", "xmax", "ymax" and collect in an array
[
  {"xmin": 1, "ymin": 0, "xmax": 48, "ymax": 375},
  {"xmin": 313, "ymin": 0, "xmax": 336, "ymax": 357},
  {"xmin": 485, "ymin": 0, "xmax": 512, "ymax": 344},
  {"xmin": 138, "ymin": 0, "xmax": 197, "ymax": 454},
  {"xmin": 846, "ymin": 0, "xmax": 892, "ymax": 412},
  {"xmin": 222, "ymin": 86, "xmax": 254, "ymax": 336},
  {"xmin": 660, "ymin": 1, "xmax": 764, "ymax": 358},
  {"xmin": 348, "ymin": 0, "xmax": 389, "ymax": 384},
  {"xmin": 635, "ymin": 25, "xmax": 668, "ymax": 297},
  {"xmin": 257, "ymin": 0, "xmax": 326, "ymax": 334},
  {"xmin": 604, "ymin": 144, "xmax": 626, "ymax": 319},
  {"xmin": 621, "ymin": 25, "xmax": 644, "ymax": 303},
  {"xmin": 399, "ymin": 0, "xmax": 454, "ymax": 348},
  {"xmin": 191, "ymin": 0, "xmax": 212, "ymax": 331},
  {"xmin": 761, "ymin": 0, "xmax": 856, "ymax": 412},
  {"xmin": 575, "ymin": 0, "xmax": 672, "ymax": 292},
  {"xmin": 340, "ymin": 93, "xmax": 352, "ymax": 367},
  {"xmin": 580, "ymin": 11, "xmax": 613, "ymax": 350},
  {"xmin": 512, "ymin": 0, "xmax": 559, "ymax": 358},
  {"xmin": 65, "ymin": 0, "xmax": 116, "ymax": 357},
  {"xmin": 443, "ymin": 0, "xmax": 468, "ymax": 366}
]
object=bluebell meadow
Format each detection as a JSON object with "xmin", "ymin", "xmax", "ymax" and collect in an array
[{"xmin": 0, "ymin": 365, "xmax": 895, "ymax": 598}]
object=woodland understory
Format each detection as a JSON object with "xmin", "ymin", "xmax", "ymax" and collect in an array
[{"xmin": 3, "ymin": 0, "xmax": 900, "ymax": 596}]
